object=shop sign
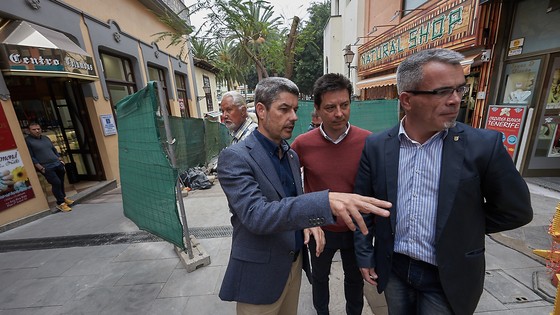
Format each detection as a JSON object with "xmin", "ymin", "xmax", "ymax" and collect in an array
[
  {"xmin": 100, "ymin": 114, "xmax": 117, "ymax": 136},
  {"xmin": 358, "ymin": 0, "xmax": 478, "ymax": 75},
  {"xmin": 0, "ymin": 104, "xmax": 35, "ymax": 211},
  {"xmin": 508, "ymin": 37, "xmax": 524, "ymax": 56},
  {"xmin": 484, "ymin": 105, "xmax": 527, "ymax": 159},
  {"xmin": 1, "ymin": 44, "xmax": 97, "ymax": 78}
]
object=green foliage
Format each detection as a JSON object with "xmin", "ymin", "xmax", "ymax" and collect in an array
[{"xmin": 190, "ymin": 37, "xmax": 216, "ymax": 61}]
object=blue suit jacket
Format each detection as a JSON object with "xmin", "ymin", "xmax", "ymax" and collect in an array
[
  {"xmin": 354, "ymin": 122, "xmax": 533, "ymax": 315},
  {"xmin": 218, "ymin": 132, "xmax": 335, "ymax": 304}
]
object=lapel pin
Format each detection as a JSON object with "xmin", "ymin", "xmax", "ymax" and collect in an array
[{"xmin": 454, "ymin": 135, "xmax": 459, "ymax": 142}]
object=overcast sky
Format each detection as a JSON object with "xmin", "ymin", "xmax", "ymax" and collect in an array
[{"xmin": 183, "ymin": 0, "xmax": 318, "ymax": 31}]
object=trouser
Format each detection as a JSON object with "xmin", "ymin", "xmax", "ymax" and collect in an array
[
  {"xmin": 237, "ymin": 254, "xmax": 302, "ymax": 315},
  {"xmin": 384, "ymin": 253, "xmax": 454, "ymax": 315},
  {"xmin": 308, "ymin": 230, "xmax": 364, "ymax": 315},
  {"xmin": 43, "ymin": 164, "xmax": 66, "ymax": 205}
]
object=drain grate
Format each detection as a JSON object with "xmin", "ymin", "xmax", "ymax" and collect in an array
[
  {"xmin": 0, "ymin": 225, "xmax": 233, "ymax": 253},
  {"xmin": 190, "ymin": 225, "xmax": 233, "ymax": 238}
]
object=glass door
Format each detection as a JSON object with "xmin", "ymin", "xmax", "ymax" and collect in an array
[
  {"xmin": 47, "ymin": 79, "xmax": 105, "ymax": 181},
  {"xmin": 526, "ymin": 54, "xmax": 560, "ymax": 176}
]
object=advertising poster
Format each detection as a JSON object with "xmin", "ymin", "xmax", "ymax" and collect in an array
[
  {"xmin": 0, "ymin": 105, "xmax": 35, "ymax": 211},
  {"xmin": 485, "ymin": 105, "xmax": 527, "ymax": 159},
  {"xmin": 546, "ymin": 68, "xmax": 560, "ymax": 109}
]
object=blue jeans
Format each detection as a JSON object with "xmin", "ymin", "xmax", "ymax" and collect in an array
[
  {"xmin": 384, "ymin": 253, "xmax": 454, "ymax": 315},
  {"xmin": 308, "ymin": 230, "xmax": 363, "ymax": 315},
  {"xmin": 43, "ymin": 163, "xmax": 67, "ymax": 205}
]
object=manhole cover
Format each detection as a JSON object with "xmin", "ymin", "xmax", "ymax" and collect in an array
[{"xmin": 484, "ymin": 270, "xmax": 541, "ymax": 304}]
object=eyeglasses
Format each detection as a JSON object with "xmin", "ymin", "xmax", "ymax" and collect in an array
[{"xmin": 405, "ymin": 85, "xmax": 469, "ymax": 97}]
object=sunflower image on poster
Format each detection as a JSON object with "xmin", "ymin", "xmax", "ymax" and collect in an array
[{"xmin": 0, "ymin": 149, "xmax": 35, "ymax": 211}]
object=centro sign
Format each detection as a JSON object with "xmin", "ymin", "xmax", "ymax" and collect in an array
[
  {"xmin": 2, "ymin": 44, "xmax": 97, "ymax": 78},
  {"xmin": 9, "ymin": 53, "xmax": 61, "ymax": 66}
]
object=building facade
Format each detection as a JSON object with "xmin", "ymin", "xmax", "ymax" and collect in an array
[{"xmin": 0, "ymin": 0, "xmax": 198, "ymax": 226}]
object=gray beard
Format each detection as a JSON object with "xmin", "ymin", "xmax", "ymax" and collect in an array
[{"xmin": 444, "ymin": 120, "xmax": 457, "ymax": 129}]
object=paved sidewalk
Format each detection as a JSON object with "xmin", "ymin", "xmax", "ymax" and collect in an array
[{"xmin": 0, "ymin": 179, "xmax": 557, "ymax": 314}]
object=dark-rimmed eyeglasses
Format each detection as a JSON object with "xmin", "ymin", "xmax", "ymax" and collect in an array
[{"xmin": 405, "ymin": 85, "xmax": 469, "ymax": 97}]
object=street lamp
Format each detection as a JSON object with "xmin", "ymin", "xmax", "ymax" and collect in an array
[
  {"xmin": 197, "ymin": 85, "xmax": 212, "ymax": 101},
  {"xmin": 343, "ymin": 45, "xmax": 355, "ymax": 78}
]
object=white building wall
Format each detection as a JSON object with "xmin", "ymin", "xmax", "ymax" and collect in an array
[{"xmin": 323, "ymin": 0, "xmax": 364, "ymax": 97}]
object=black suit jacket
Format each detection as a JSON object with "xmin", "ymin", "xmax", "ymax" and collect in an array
[{"xmin": 354, "ymin": 122, "xmax": 533, "ymax": 315}]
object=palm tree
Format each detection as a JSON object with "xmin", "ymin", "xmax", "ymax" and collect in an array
[
  {"xmin": 207, "ymin": 0, "xmax": 283, "ymax": 81},
  {"xmin": 214, "ymin": 39, "xmax": 248, "ymax": 90},
  {"xmin": 190, "ymin": 37, "xmax": 216, "ymax": 61}
]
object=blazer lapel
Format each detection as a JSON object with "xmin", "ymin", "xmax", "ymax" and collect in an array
[
  {"xmin": 435, "ymin": 126, "xmax": 466, "ymax": 243},
  {"xmin": 288, "ymin": 150, "xmax": 303, "ymax": 195},
  {"xmin": 385, "ymin": 126, "xmax": 400, "ymax": 231},
  {"xmin": 246, "ymin": 134, "xmax": 285, "ymax": 198}
]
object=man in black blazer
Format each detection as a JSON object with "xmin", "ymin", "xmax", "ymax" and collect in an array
[
  {"xmin": 354, "ymin": 48, "xmax": 533, "ymax": 315},
  {"xmin": 218, "ymin": 77, "xmax": 391, "ymax": 314}
]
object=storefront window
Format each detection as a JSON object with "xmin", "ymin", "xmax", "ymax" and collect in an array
[
  {"xmin": 500, "ymin": 59, "xmax": 541, "ymax": 106},
  {"xmin": 536, "ymin": 56, "xmax": 560, "ymax": 158},
  {"xmin": 510, "ymin": 0, "xmax": 560, "ymax": 56}
]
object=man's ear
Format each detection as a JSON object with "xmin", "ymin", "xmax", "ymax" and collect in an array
[
  {"xmin": 240, "ymin": 106, "xmax": 247, "ymax": 117},
  {"xmin": 399, "ymin": 92, "xmax": 412, "ymax": 112},
  {"xmin": 256, "ymin": 102, "xmax": 266, "ymax": 121}
]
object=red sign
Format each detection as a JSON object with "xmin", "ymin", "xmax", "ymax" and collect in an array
[
  {"xmin": 0, "ymin": 103, "xmax": 17, "ymax": 151},
  {"xmin": 0, "ymin": 103, "xmax": 35, "ymax": 211},
  {"xmin": 484, "ymin": 105, "xmax": 527, "ymax": 159}
]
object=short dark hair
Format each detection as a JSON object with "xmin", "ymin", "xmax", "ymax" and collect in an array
[
  {"xmin": 28, "ymin": 122, "xmax": 41, "ymax": 128},
  {"xmin": 254, "ymin": 77, "xmax": 299, "ymax": 110},
  {"xmin": 313, "ymin": 73, "xmax": 353, "ymax": 108}
]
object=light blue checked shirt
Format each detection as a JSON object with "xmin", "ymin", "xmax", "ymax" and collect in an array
[{"xmin": 394, "ymin": 120, "xmax": 448, "ymax": 266}]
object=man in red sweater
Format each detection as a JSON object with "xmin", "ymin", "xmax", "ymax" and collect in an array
[{"xmin": 292, "ymin": 73, "xmax": 371, "ymax": 315}]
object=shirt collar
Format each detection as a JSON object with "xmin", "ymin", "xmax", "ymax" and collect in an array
[
  {"xmin": 232, "ymin": 117, "xmax": 253, "ymax": 139},
  {"xmin": 319, "ymin": 123, "xmax": 351, "ymax": 144},
  {"xmin": 254, "ymin": 130, "xmax": 290, "ymax": 157},
  {"xmin": 398, "ymin": 116, "xmax": 449, "ymax": 144}
]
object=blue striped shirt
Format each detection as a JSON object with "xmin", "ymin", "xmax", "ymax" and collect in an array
[{"xmin": 394, "ymin": 121, "xmax": 448, "ymax": 266}]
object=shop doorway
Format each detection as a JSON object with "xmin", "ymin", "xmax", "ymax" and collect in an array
[
  {"xmin": 525, "ymin": 53, "xmax": 560, "ymax": 176},
  {"xmin": 7, "ymin": 76, "xmax": 104, "ymax": 181}
]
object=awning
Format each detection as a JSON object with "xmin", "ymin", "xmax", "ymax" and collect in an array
[
  {"xmin": 356, "ymin": 73, "xmax": 396, "ymax": 90},
  {"xmin": 0, "ymin": 20, "xmax": 98, "ymax": 80},
  {"xmin": 357, "ymin": 53, "xmax": 482, "ymax": 90}
]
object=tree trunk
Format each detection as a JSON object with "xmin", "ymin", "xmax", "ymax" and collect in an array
[
  {"xmin": 284, "ymin": 16, "xmax": 300, "ymax": 80},
  {"xmin": 239, "ymin": 40, "xmax": 269, "ymax": 81}
]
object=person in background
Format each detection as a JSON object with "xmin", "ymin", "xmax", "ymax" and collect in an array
[
  {"xmin": 307, "ymin": 108, "xmax": 322, "ymax": 131},
  {"xmin": 220, "ymin": 91, "xmax": 257, "ymax": 144},
  {"xmin": 217, "ymin": 77, "xmax": 392, "ymax": 315},
  {"xmin": 25, "ymin": 122, "xmax": 74, "ymax": 212},
  {"xmin": 353, "ymin": 48, "xmax": 533, "ymax": 315},
  {"xmin": 292, "ymin": 73, "xmax": 371, "ymax": 315}
]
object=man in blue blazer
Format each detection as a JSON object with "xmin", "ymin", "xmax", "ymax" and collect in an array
[
  {"xmin": 218, "ymin": 77, "xmax": 391, "ymax": 314},
  {"xmin": 354, "ymin": 49, "xmax": 533, "ymax": 315}
]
